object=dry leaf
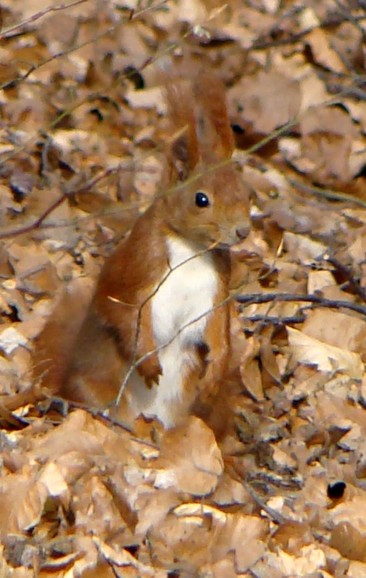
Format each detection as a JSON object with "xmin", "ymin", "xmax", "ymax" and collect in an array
[
  {"xmin": 234, "ymin": 70, "xmax": 301, "ymax": 133},
  {"xmin": 305, "ymin": 28, "xmax": 347, "ymax": 73},
  {"xmin": 2, "ymin": 1, "xmax": 366, "ymax": 574},
  {"xmin": 287, "ymin": 326, "xmax": 364, "ymax": 379},
  {"xmin": 301, "ymin": 309, "xmax": 366, "ymax": 353},
  {"xmin": 155, "ymin": 417, "xmax": 223, "ymax": 496}
]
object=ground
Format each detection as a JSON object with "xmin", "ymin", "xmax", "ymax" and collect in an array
[{"xmin": 1, "ymin": 1, "xmax": 366, "ymax": 576}]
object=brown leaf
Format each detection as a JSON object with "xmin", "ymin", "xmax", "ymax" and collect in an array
[
  {"xmin": 287, "ymin": 326, "xmax": 364, "ymax": 379},
  {"xmin": 305, "ymin": 28, "xmax": 347, "ymax": 73},
  {"xmin": 240, "ymin": 335, "xmax": 264, "ymax": 401},
  {"xmin": 234, "ymin": 71, "xmax": 301, "ymax": 133},
  {"xmin": 155, "ymin": 417, "xmax": 223, "ymax": 496},
  {"xmin": 331, "ymin": 522, "xmax": 366, "ymax": 562}
]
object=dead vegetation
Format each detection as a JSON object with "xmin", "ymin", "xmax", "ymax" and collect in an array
[{"xmin": 1, "ymin": 0, "xmax": 366, "ymax": 576}]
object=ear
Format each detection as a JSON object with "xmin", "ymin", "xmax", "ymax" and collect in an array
[
  {"xmin": 164, "ymin": 80, "xmax": 200, "ymax": 181},
  {"xmin": 170, "ymin": 130, "xmax": 196, "ymax": 181},
  {"xmin": 193, "ymin": 71, "xmax": 235, "ymax": 159}
]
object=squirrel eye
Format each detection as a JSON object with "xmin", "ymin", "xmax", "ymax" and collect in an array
[{"xmin": 195, "ymin": 191, "xmax": 210, "ymax": 208}]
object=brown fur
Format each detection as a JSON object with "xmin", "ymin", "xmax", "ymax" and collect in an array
[{"xmin": 33, "ymin": 71, "xmax": 251, "ymax": 433}]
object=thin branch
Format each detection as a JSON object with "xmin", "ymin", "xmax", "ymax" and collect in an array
[
  {"xmin": 0, "ymin": 166, "xmax": 119, "ymax": 240},
  {"xmin": 0, "ymin": 154, "xmax": 235, "ymax": 241},
  {"xmin": 51, "ymin": 396, "xmax": 134, "ymax": 433},
  {"xmin": 324, "ymin": 255, "xmax": 366, "ymax": 302},
  {"xmin": 0, "ymin": 0, "xmax": 88, "ymax": 39},
  {"xmin": 129, "ymin": 0, "xmax": 169, "ymax": 20},
  {"xmin": 0, "ymin": 388, "xmax": 134, "ymax": 433},
  {"xmin": 242, "ymin": 480, "xmax": 287, "ymax": 525},
  {"xmin": 288, "ymin": 178, "xmax": 366, "ymax": 209},
  {"xmin": 236, "ymin": 292, "xmax": 366, "ymax": 318},
  {"xmin": 252, "ymin": 9, "xmax": 366, "ymax": 50},
  {"xmin": 1, "ymin": 23, "xmax": 118, "ymax": 90},
  {"xmin": 244, "ymin": 314, "xmax": 306, "ymax": 325},
  {"xmin": 112, "ymin": 278, "xmax": 238, "ymax": 409},
  {"xmin": 125, "ymin": 239, "xmax": 222, "ymax": 384}
]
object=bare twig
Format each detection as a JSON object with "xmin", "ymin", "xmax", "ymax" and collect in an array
[
  {"xmin": 0, "ymin": 1, "xmax": 181, "ymax": 169},
  {"xmin": 288, "ymin": 178, "xmax": 366, "ymax": 209},
  {"xmin": 242, "ymin": 480, "xmax": 287, "ymax": 525},
  {"xmin": 0, "ymin": 166, "xmax": 119, "ymax": 240},
  {"xmin": 113, "ymin": 277, "xmax": 238, "ymax": 409},
  {"xmin": 129, "ymin": 0, "xmax": 169, "ymax": 20},
  {"xmin": 236, "ymin": 292, "xmax": 366, "ymax": 317},
  {"xmin": 0, "ymin": 0, "xmax": 88, "ymax": 39},
  {"xmin": 324, "ymin": 254, "xmax": 366, "ymax": 302},
  {"xmin": 126, "ymin": 239, "xmax": 222, "ymax": 384},
  {"xmin": 1, "ymin": 23, "xmax": 118, "ymax": 90},
  {"xmin": 244, "ymin": 314, "xmax": 306, "ymax": 325},
  {"xmin": 252, "ymin": 8, "xmax": 366, "ymax": 50}
]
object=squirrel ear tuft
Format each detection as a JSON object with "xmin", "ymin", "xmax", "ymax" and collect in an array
[
  {"xmin": 163, "ymin": 69, "xmax": 234, "ymax": 181},
  {"xmin": 171, "ymin": 132, "xmax": 191, "ymax": 181},
  {"xmin": 164, "ymin": 79, "xmax": 200, "ymax": 181},
  {"xmin": 193, "ymin": 71, "xmax": 235, "ymax": 160}
]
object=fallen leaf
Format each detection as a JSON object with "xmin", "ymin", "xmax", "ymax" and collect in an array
[
  {"xmin": 155, "ymin": 417, "xmax": 223, "ymax": 496},
  {"xmin": 287, "ymin": 326, "xmax": 364, "ymax": 379}
]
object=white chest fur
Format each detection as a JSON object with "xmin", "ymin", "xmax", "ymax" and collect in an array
[
  {"xmin": 129, "ymin": 235, "xmax": 219, "ymax": 426},
  {"xmin": 152, "ymin": 236, "xmax": 218, "ymax": 348}
]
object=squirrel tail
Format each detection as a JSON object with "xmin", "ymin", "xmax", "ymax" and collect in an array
[{"xmin": 32, "ymin": 278, "xmax": 93, "ymax": 394}]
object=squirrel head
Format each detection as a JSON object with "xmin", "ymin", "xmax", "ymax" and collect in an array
[
  {"xmin": 163, "ymin": 164, "xmax": 250, "ymax": 249},
  {"xmin": 162, "ymin": 71, "xmax": 251, "ymax": 250}
]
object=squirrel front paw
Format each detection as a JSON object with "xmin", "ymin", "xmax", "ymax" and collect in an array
[{"xmin": 137, "ymin": 354, "xmax": 162, "ymax": 388}]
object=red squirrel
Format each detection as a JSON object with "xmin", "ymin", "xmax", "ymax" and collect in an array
[{"xmin": 33, "ymin": 72, "xmax": 251, "ymax": 429}]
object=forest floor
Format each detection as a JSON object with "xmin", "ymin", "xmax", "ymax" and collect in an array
[{"xmin": 1, "ymin": 1, "xmax": 366, "ymax": 576}]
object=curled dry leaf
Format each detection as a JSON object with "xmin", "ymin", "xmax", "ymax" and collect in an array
[
  {"xmin": 95, "ymin": 538, "xmax": 162, "ymax": 577},
  {"xmin": 301, "ymin": 309, "xmax": 366, "ymax": 354},
  {"xmin": 155, "ymin": 417, "xmax": 223, "ymax": 496},
  {"xmin": 74, "ymin": 475, "xmax": 128, "ymax": 541},
  {"xmin": 0, "ymin": 469, "xmax": 48, "ymax": 535},
  {"xmin": 126, "ymin": 86, "xmax": 166, "ymax": 113},
  {"xmin": 38, "ymin": 461, "xmax": 69, "ymax": 500},
  {"xmin": 212, "ymin": 473, "xmax": 251, "ymax": 506},
  {"xmin": 220, "ymin": 514, "xmax": 268, "ymax": 573},
  {"xmin": 148, "ymin": 508, "xmax": 268, "ymax": 573},
  {"xmin": 3, "ymin": 0, "xmax": 366, "ymax": 574},
  {"xmin": 329, "ymin": 495, "xmax": 366, "ymax": 539},
  {"xmin": 307, "ymin": 269, "xmax": 336, "ymax": 294},
  {"xmin": 316, "ymin": 392, "xmax": 366, "ymax": 437},
  {"xmin": 272, "ymin": 545, "xmax": 327, "ymax": 575},
  {"xmin": 135, "ymin": 489, "xmax": 179, "ymax": 537},
  {"xmin": 305, "ymin": 28, "xmax": 347, "ymax": 73},
  {"xmin": 271, "ymin": 520, "xmax": 313, "ymax": 554},
  {"xmin": 0, "ymin": 326, "xmax": 28, "ymax": 355},
  {"xmin": 301, "ymin": 106, "xmax": 356, "ymax": 182},
  {"xmin": 240, "ymin": 335, "xmax": 264, "ymax": 401},
  {"xmin": 287, "ymin": 326, "xmax": 364, "ymax": 379},
  {"xmin": 31, "ymin": 410, "xmax": 121, "ymax": 462},
  {"xmin": 281, "ymin": 105, "xmax": 358, "ymax": 183}
]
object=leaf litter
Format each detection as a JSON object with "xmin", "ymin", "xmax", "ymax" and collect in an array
[{"xmin": 1, "ymin": 0, "xmax": 366, "ymax": 576}]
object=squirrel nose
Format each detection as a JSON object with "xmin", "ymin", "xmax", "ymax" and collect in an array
[{"xmin": 236, "ymin": 224, "xmax": 250, "ymax": 240}]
